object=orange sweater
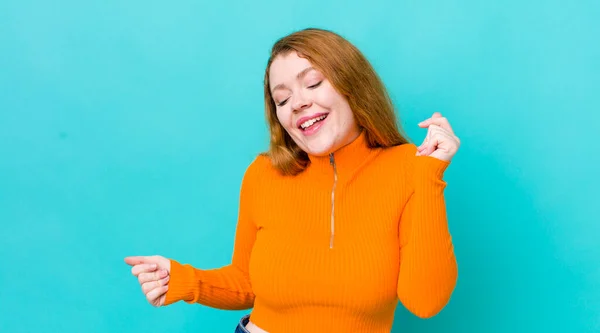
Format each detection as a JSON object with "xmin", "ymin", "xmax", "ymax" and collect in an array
[{"xmin": 164, "ymin": 132, "xmax": 458, "ymax": 332}]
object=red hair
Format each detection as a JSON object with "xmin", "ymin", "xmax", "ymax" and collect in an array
[{"xmin": 263, "ymin": 28, "xmax": 410, "ymax": 175}]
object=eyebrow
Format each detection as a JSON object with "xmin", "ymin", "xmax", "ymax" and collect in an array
[{"xmin": 271, "ymin": 67, "xmax": 316, "ymax": 93}]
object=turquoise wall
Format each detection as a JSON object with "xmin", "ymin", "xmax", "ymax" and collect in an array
[{"xmin": 1, "ymin": 0, "xmax": 598, "ymax": 332}]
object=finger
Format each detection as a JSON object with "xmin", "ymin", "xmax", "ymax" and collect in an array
[
  {"xmin": 428, "ymin": 126, "xmax": 458, "ymax": 143},
  {"xmin": 138, "ymin": 270, "xmax": 168, "ymax": 285},
  {"xmin": 416, "ymin": 129, "xmax": 433, "ymax": 156},
  {"xmin": 418, "ymin": 116, "xmax": 444, "ymax": 128},
  {"xmin": 125, "ymin": 256, "xmax": 152, "ymax": 266},
  {"xmin": 142, "ymin": 275, "xmax": 170, "ymax": 294},
  {"xmin": 139, "ymin": 269, "xmax": 169, "ymax": 284},
  {"xmin": 131, "ymin": 263, "xmax": 158, "ymax": 277},
  {"xmin": 423, "ymin": 117, "xmax": 454, "ymax": 134},
  {"xmin": 416, "ymin": 142, "xmax": 432, "ymax": 156},
  {"xmin": 419, "ymin": 126, "xmax": 434, "ymax": 152},
  {"xmin": 431, "ymin": 131, "xmax": 460, "ymax": 154},
  {"xmin": 423, "ymin": 125, "xmax": 440, "ymax": 155},
  {"xmin": 417, "ymin": 141, "xmax": 430, "ymax": 153},
  {"xmin": 424, "ymin": 129, "xmax": 458, "ymax": 156},
  {"xmin": 157, "ymin": 294, "xmax": 166, "ymax": 307},
  {"xmin": 418, "ymin": 121, "xmax": 448, "ymax": 152},
  {"xmin": 417, "ymin": 111, "xmax": 441, "ymax": 125},
  {"xmin": 418, "ymin": 113, "xmax": 454, "ymax": 132},
  {"xmin": 425, "ymin": 136, "xmax": 440, "ymax": 156},
  {"xmin": 418, "ymin": 119, "xmax": 431, "ymax": 128},
  {"xmin": 146, "ymin": 285, "xmax": 169, "ymax": 306},
  {"xmin": 416, "ymin": 140, "xmax": 428, "ymax": 155}
]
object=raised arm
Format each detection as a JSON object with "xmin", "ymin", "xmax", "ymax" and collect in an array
[{"xmin": 397, "ymin": 147, "xmax": 458, "ymax": 318}]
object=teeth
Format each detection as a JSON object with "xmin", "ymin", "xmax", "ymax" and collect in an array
[{"xmin": 301, "ymin": 115, "xmax": 326, "ymax": 129}]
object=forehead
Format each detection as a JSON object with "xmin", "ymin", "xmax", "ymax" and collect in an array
[{"xmin": 269, "ymin": 52, "xmax": 314, "ymax": 87}]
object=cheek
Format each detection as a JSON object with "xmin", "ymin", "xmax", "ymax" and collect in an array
[
  {"xmin": 331, "ymin": 98, "xmax": 355, "ymax": 128},
  {"xmin": 316, "ymin": 89, "xmax": 336, "ymax": 107},
  {"xmin": 275, "ymin": 108, "xmax": 293, "ymax": 130},
  {"xmin": 316, "ymin": 85, "xmax": 346, "ymax": 110}
]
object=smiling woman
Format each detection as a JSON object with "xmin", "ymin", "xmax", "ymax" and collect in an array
[
  {"xmin": 269, "ymin": 53, "xmax": 362, "ymax": 158},
  {"xmin": 125, "ymin": 28, "xmax": 461, "ymax": 333},
  {"xmin": 263, "ymin": 29, "xmax": 412, "ymax": 176}
]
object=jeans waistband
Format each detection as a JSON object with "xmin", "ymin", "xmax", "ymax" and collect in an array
[{"xmin": 235, "ymin": 314, "xmax": 251, "ymax": 333}]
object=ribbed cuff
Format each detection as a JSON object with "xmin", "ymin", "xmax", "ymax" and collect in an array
[
  {"xmin": 414, "ymin": 155, "xmax": 450, "ymax": 183},
  {"xmin": 164, "ymin": 259, "xmax": 196, "ymax": 306}
]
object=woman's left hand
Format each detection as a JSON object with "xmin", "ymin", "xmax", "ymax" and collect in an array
[{"xmin": 416, "ymin": 112, "xmax": 460, "ymax": 162}]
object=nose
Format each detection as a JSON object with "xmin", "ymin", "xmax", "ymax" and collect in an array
[{"xmin": 291, "ymin": 93, "xmax": 312, "ymax": 113}]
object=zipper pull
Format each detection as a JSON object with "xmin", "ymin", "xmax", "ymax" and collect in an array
[{"xmin": 329, "ymin": 152, "xmax": 337, "ymax": 249}]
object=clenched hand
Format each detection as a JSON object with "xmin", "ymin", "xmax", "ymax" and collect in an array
[{"xmin": 125, "ymin": 255, "xmax": 171, "ymax": 307}]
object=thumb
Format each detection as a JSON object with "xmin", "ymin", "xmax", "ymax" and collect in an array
[
  {"xmin": 124, "ymin": 256, "xmax": 159, "ymax": 266},
  {"xmin": 125, "ymin": 255, "xmax": 170, "ymax": 271},
  {"xmin": 425, "ymin": 136, "xmax": 439, "ymax": 156}
]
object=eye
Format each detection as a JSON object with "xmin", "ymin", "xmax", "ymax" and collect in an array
[
  {"xmin": 277, "ymin": 98, "xmax": 290, "ymax": 107},
  {"xmin": 308, "ymin": 81, "xmax": 322, "ymax": 89}
]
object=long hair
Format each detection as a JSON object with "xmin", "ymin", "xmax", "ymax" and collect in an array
[{"xmin": 263, "ymin": 28, "xmax": 410, "ymax": 175}]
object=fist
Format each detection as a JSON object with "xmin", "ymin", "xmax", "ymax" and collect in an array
[
  {"xmin": 416, "ymin": 112, "xmax": 460, "ymax": 162},
  {"xmin": 124, "ymin": 255, "xmax": 171, "ymax": 307}
]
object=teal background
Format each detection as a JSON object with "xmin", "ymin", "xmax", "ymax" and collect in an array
[{"xmin": 1, "ymin": 0, "xmax": 598, "ymax": 332}]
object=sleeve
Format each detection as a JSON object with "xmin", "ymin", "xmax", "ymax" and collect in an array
[
  {"xmin": 162, "ymin": 157, "xmax": 262, "ymax": 310},
  {"xmin": 397, "ymin": 145, "xmax": 458, "ymax": 318}
]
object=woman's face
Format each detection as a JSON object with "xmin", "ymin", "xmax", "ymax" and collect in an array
[{"xmin": 269, "ymin": 52, "xmax": 360, "ymax": 156}]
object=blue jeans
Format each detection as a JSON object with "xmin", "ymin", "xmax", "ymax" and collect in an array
[{"xmin": 234, "ymin": 314, "xmax": 251, "ymax": 333}]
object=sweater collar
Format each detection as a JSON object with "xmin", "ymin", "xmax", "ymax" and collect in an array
[{"xmin": 305, "ymin": 130, "xmax": 378, "ymax": 184}]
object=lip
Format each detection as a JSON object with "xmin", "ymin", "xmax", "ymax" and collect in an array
[{"xmin": 296, "ymin": 112, "xmax": 329, "ymax": 129}]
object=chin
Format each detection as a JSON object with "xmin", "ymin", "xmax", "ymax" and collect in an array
[
  {"xmin": 301, "ymin": 139, "xmax": 335, "ymax": 156},
  {"xmin": 305, "ymin": 147, "xmax": 330, "ymax": 156}
]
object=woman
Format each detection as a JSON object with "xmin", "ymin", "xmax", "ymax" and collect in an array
[{"xmin": 125, "ymin": 28, "xmax": 460, "ymax": 333}]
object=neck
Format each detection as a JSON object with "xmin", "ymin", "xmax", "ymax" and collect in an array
[{"xmin": 305, "ymin": 131, "xmax": 378, "ymax": 184}]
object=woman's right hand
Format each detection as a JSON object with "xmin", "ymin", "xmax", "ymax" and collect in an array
[{"xmin": 124, "ymin": 255, "xmax": 171, "ymax": 307}]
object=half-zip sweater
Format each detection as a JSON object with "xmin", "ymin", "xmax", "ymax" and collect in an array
[{"xmin": 164, "ymin": 131, "xmax": 458, "ymax": 332}]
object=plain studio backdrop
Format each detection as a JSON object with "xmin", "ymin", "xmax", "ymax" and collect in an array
[{"xmin": 0, "ymin": 0, "xmax": 598, "ymax": 332}]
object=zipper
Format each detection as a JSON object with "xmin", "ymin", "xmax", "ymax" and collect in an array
[{"xmin": 329, "ymin": 153, "xmax": 338, "ymax": 249}]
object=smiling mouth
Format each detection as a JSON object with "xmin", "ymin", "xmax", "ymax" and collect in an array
[{"xmin": 299, "ymin": 114, "xmax": 328, "ymax": 131}]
